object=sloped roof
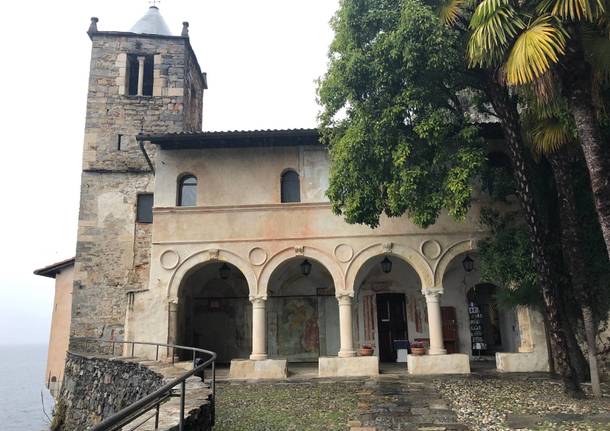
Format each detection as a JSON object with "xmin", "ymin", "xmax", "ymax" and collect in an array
[
  {"xmin": 34, "ymin": 257, "xmax": 75, "ymax": 279},
  {"xmin": 138, "ymin": 128, "xmax": 322, "ymax": 149},
  {"xmin": 130, "ymin": 6, "xmax": 172, "ymax": 36}
]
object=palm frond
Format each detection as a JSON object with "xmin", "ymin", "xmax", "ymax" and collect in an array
[
  {"xmin": 468, "ymin": 0, "xmax": 525, "ymax": 68},
  {"xmin": 505, "ymin": 15, "xmax": 567, "ymax": 85},
  {"xmin": 539, "ymin": 0, "xmax": 605, "ymax": 22},
  {"xmin": 438, "ymin": 0, "xmax": 466, "ymax": 26},
  {"xmin": 529, "ymin": 117, "xmax": 573, "ymax": 155}
]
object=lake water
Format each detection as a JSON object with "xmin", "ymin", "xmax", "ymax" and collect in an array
[{"xmin": 0, "ymin": 344, "xmax": 55, "ymax": 430}]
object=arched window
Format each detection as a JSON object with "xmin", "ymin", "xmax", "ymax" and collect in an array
[
  {"xmin": 281, "ymin": 170, "xmax": 300, "ymax": 203},
  {"xmin": 178, "ymin": 175, "xmax": 197, "ymax": 207}
]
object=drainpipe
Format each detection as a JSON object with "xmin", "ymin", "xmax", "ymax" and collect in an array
[{"xmin": 138, "ymin": 133, "xmax": 155, "ymax": 174}]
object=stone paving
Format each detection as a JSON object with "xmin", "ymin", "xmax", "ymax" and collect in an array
[
  {"xmin": 347, "ymin": 376, "xmax": 466, "ymax": 431},
  {"xmin": 125, "ymin": 359, "xmax": 610, "ymax": 431}
]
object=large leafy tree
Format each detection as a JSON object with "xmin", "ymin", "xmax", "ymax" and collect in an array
[
  {"xmin": 318, "ymin": 0, "xmax": 484, "ymax": 228},
  {"xmin": 319, "ymin": 0, "xmax": 583, "ymax": 395}
]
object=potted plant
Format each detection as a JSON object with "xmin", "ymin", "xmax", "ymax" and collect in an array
[
  {"xmin": 358, "ymin": 344, "xmax": 374, "ymax": 356},
  {"xmin": 410, "ymin": 341, "xmax": 426, "ymax": 356}
]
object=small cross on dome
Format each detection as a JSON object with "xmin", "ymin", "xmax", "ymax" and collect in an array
[{"xmin": 149, "ymin": 0, "xmax": 161, "ymax": 7}]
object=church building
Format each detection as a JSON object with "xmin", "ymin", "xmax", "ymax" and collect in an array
[{"xmin": 38, "ymin": 6, "xmax": 551, "ymax": 380}]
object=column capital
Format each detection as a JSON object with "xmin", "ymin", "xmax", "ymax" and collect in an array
[
  {"xmin": 422, "ymin": 288, "xmax": 443, "ymax": 300},
  {"xmin": 336, "ymin": 294, "xmax": 353, "ymax": 306},
  {"xmin": 250, "ymin": 296, "xmax": 267, "ymax": 306}
]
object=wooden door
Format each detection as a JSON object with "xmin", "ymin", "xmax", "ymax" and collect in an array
[
  {"xmin": 376, "ymin": 293, "xmax": 408, "ymax": 362},
  {"xmin": 441, "ymin": 306, "xmax": 458, "ymax": 354}
]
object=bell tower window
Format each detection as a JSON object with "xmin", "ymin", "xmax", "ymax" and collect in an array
[{"xmin": 127, "ymin": 54, "xmax": 154, "ymax": 96}]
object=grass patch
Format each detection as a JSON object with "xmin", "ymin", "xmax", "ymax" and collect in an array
[{"xmin": 214, "ymin": 381, "xmax": 361, "ymax": 431}]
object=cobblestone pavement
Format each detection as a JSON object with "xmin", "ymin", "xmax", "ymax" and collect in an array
[{"xmin": 433, "ymin": 374, "xmax": 610, "ymax": 431}]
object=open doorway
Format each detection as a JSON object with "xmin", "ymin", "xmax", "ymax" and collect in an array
[{"xmin": 376, "ymin": 293, "xmax": 408, "ymax": 362}]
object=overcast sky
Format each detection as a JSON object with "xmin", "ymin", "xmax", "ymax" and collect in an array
[{"xmin": 0, "ymin": 0, "xmax": 338, "ymax": 345}]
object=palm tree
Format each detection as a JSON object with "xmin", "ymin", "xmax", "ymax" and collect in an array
[
  {"xmin": 434, "ymin": 0, "xmax": 585, "ymax": 395},
  {"xmin": 524, "ymin": 98, "xmax": 602, "ymax": 397},
  {"xmin": 461, "ymin": 0, "xmax": 610, "ymax": 258}
]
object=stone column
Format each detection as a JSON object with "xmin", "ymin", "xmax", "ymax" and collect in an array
[
  {"xmin": 424, "ymin": 290, "xmax": 446, "ymax": 355},
  {"xmin": 137, "ymin": 56, "xmax": 146, "ymax": 96},
  {"xmin": 337, "ymin": 295, "xmax": 356, "ymax": 358},
  {"xmin": 250, "ymin": 297, "xmax": 268, "ymax": 360}
]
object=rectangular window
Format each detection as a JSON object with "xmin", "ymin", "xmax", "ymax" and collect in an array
[
  {"xmin": 127, "ymin": 54, "xmax": 154, "ymax": 96},
  {"xmin": 136, "ymin": 193, "xmax": 154, "ymax": 223}
]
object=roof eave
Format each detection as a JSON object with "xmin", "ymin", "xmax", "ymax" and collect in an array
[{"xmin": 34, "ymin": 257, "xmax": 76, "ymax": 279}]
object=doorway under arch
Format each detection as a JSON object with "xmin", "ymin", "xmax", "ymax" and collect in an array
[
  {"xmin": 353, "ymin": 254, "xmax": 422, "ymax": 362},
  {"xmin": 467, "ymin": 283, "xmax": 516, "ymax": 355},
  {"xmin": 176, "ymin": 261, "xmax": 251, "ymax": 363}
]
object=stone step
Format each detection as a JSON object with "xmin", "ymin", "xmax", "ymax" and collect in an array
[{"xmin": 131, "ymin": 359, "xmax": 214, "ymax": 431}]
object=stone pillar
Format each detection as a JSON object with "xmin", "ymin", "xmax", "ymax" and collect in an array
[
  {"xmin": 337, "ymin": 295, "xmax": 356, "ymax": 358},
  {"xmin": 424, "ymin": 290, "xmax": 446, "ymax": 355},
  {"xmin": 250, "ymin": 297, "xmax": 268, "ymax": 360},
  {"xmin": 137, "ymin": 56, "xmax": 146, "ymax": 96}
]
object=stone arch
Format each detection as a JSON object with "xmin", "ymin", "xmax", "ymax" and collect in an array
[
  {"xmin": 434, "ymin": 239, "xmax": 475, "ymax": 287},
  {"xmin": 345, "ymin": 243, "xmax": 434, "ymax": 295},
  {"xmin": 167, "ymin": 248, "xmax": 257, "ymax": 302},
  {"xmin": 258, "ymin": 246, "xmax": 345, "ymax": 297}
]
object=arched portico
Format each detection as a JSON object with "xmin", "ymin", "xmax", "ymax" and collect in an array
[
  {"xmin": 174, "ymin": 260, "xmax": 252, "ymax": 363},
  {"xmin": 345, "ymin": 243, "xmax": 434, "ymax": 294},
  {"xmin": 349, "ymin": 252, "xmax": 424, "ymax": 361},
  {"xmin": 167, "ymin": 248, "xmax": 258, "ymax": 302}
]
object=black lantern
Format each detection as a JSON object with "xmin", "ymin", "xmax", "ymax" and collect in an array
[
  {"xmin": 462, "ymin": 255, "xmax": 474, "ymax": 272},
  {"xmin": 381, "ymin": 256, "xmax": 392, "ymax": 273},
  {"xmin": 300, "ymin": 259, "xmax": 312, "ymax": 276},
  {"xmin": 219, "ymin": 263, "xmax": 231, "ymax": 280}
]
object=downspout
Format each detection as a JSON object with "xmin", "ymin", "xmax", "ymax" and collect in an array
[{"xmin": 138, "ymin": 133, "xmax": 155, "ymax": 174}]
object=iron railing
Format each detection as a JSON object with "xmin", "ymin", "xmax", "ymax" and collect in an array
[{"xmin": 73, "ymin": 338, "xmax": 216, "ymax": 431}]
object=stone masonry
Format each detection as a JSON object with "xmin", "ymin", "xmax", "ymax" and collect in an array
[
  {"xmin": 70, "ymin": 26, "xmax": 206, "ymax": 345},
  {"xmin": 54, "ymin": 352, "xmax": 164, "ymax": 430}
]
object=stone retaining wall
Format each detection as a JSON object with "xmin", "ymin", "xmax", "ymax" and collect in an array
[{"xmin": 53, "ymin": 352, "xmax": 163, "ymax": 430}]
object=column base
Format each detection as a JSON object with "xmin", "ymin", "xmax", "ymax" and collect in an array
[
  {"xmin": 319, "ymin": 356, "xmax": 379, "ymax": 378},
  {"xmin": 428, "ymin": 348, "xmax": 447, "ymax": 355},
  {"xmin": 249, "ymin": 353, "xmax": 268, "ymax": 361},
  {"xmin": 229, "ymin": 359, "xmax": 287, "ymax": 380},
  {"xmin": 338, "ymin": 350, "xmax": 356, "ymax": 358},
  {"xmin": 496, "ymin": 352, "xmax": 550, "ymax": 373},
  {"xmin": 407, "ymin": 354, "xmax": 470, "ymax": 375}
]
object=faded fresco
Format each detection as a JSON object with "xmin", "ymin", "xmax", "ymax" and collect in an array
[{"xmin": 277, "ymin": 298, "xmax": 320, "ymax": 360}]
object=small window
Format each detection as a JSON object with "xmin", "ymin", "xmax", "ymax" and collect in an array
[
  {"xmin": 281, "ymin": 170, "xmax": 300, "ymax": 203},
  {"xmin": 178, "ymin": 175, "xmax": 197, "ymax": 207},
  {"xmin": 127, "ymin": 54, "xmax": 154, "ymax": 96},
  {"xmin": 137, "ymin": 193, "xmax": 153, "ymax": 223}
]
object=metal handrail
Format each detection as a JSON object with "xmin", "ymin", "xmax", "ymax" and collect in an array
[{"xmin": 72, "ymin": 338, "xmax": 217, "ymax": 431}]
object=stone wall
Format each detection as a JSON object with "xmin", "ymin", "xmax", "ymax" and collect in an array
[
  {"xmin": 54, "ymin": 352, "xmax": 163, "ymax": 430},
  {"xmin": 71, "ymin": 30, "xmax": 205, "ymax": 343}
]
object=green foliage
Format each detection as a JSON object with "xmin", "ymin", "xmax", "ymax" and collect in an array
[
  {"xmin": 318, "ymin": 0, "xmax": 485, "ymax": 228},
  {"xmin": 478, "ymin": 208, "xmax": 542, "ymax": 310}
]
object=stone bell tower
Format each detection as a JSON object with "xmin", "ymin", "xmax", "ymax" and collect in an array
[{"xmin": 70, "ymin": 6, "xmax": 207, "ymax": 344}]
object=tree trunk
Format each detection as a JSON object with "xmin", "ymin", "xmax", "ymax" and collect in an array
[
  {"xmin": 486, "ymin": 80, "xmax": 583, "ymax": 397},
  {"xmin": 548, "ymin": 150, "xmax": 601, "ymax": 397},
  {"xmin": 562, "ymin": 46, "xmax": 610, "ymax": 260}
]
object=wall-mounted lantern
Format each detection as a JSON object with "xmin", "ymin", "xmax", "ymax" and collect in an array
[
  {"xmin": 462, "ymin": 255, "xmax": 474, "ymax": 273},
  {"xmin": 219, "ymin": 263, "xmax": 231, "ymax": 280},
  {"xmin": 301, "ymin": 259, "xmax": 312, "ymax": 276},
  {"xmin": 381, "ymin": 256, "xmax": 392, "ymax": 274}
]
